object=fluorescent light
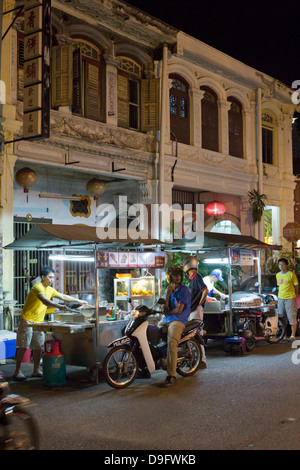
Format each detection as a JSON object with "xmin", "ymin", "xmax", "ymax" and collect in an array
[
  {"xmin": 39, "ymin": 193, "xmax": 82, "ymax": 200},
  {"xmin": 49, "ymin": 254, "xmax": 94, "ymax": 262},
  {"xmin": 203, "ymin": 258, "xmax": 228, "ymax": 264}
]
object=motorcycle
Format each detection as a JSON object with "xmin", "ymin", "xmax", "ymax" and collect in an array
[
  {"xmin": 0, "ymin": 373, "xmax": 39, "ymax": 450},
  {"xmin": 102, "ymin": 299, "xmax": 205, "ymax": 389},
  {"xmin": 233, "ymin": 292, "xmax": 286, "ymax": 352}
]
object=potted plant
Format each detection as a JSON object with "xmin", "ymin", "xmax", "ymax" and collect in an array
[{"xmin": 247, "ymin": 189, "xmax": 267, "ymax": 223}]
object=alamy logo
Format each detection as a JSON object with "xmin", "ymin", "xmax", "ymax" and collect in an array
[
  {"xmin": 291, "ymin": 340, "xmax": 300, "ymax": 365},
  {"xmin": 95, "ymin": 196, "xmax": 204, "ymax": 249},
  {"xmin": 291, "ymin": 80, "xmax": 300, "ymax": 105}
]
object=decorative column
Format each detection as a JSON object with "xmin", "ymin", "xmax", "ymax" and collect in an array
[
  {"xmin": 218, "ymin": 99, "xmax": 231, "ymax": 154},
  {"xmin": 240, "ymin": 195, "xmax": 255, "ymax": 237},
  {"xmin": 189, "ymin": 88, "xmax": 204, "ymax": 147},
  {"xmin": 242, "ymin": 107, "xmax": 255, "ymax": 169},
  {"xmin": 103, "ymin": 51, "xmax": 119, "ymax": 126}
]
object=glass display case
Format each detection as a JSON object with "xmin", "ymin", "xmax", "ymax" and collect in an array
[{"xmin": 114, "ymin": 276, "xmax": 155, "ymax": 311}]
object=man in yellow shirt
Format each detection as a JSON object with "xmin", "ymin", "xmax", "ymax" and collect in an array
[
  {"xmin": 276, "ymin": 258, "xmax": 299, "ymax": 342},
  {"xmin": 14, "ymin": 266, "xmax": 89, "ymax": 381}
]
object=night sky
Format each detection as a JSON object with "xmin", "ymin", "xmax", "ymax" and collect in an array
[{"xmin": 124, "ymin": 0, "xmax": 299, "ymax": 88}]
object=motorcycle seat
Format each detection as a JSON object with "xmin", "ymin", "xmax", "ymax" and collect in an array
[{"xmin": 182, "ymin": 319, "xmax": 202, "ymax": 336}]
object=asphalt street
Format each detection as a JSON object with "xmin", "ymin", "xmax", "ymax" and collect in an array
[{"xmin": 1, "ymin": 338, "xmax": 300, "ymax": 452}]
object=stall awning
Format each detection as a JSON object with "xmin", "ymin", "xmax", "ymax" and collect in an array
[
  {"xmin": 168, "ymin": 232, "xmax": 282, "ymax": 252},
  {"xmin": 202, "ymin": 232, "xmax": 282, "ymax": 251},
  {"xmin": 4, "ymin": 224, "xmax": 164, "ymax": 250}
]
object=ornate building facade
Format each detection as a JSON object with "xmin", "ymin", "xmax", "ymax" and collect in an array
[{"xmin": 0, "ymin": 0, "xmax": 298, "ymax": 318}]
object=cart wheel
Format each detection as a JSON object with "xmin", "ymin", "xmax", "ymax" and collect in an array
[{"xmin": 266, "ymin": 317, "xmax": 286, "ymax": 344}]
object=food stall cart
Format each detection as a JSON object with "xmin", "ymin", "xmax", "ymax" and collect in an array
[
  {"xmin": 4, "ymin": 224, "xmax": 165, "ymax": 381},
  {"xmin": 167, "ymin": 231, "xmax": 282, "ymax": 344}
]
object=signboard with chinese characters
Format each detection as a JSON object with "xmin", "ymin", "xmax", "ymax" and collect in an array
[
  {"xmin": 23, "ymin": 0, "xmax": 51, "ymax": 139},
  {"xmin": 96, "ymin": 251, "xmax": 165, "ymax": 269}
]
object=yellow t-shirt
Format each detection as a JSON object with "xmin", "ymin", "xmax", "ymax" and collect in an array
[
  {"xmin": 22, "ymin": 282, "xmax": 59, "ymax": 323},
  {"xmin": 276, "ymin": 271, "xmax": 298, "ymax": 299}
]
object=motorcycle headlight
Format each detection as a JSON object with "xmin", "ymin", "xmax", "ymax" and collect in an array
[{"xmin": 130, "ymin": 310, "xmax": 140, "ymax": 318}]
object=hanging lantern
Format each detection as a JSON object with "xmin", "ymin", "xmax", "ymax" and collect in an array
[
  {"xmin": 15, "ymin": 167, "xmax": 37, "ymax": 202},
  {"xmin": 86, "ymin": 178, "xmax": 106, "ymax": 201},
  {"xmin": 205, "ymin": 201, "xmax": 226, "ymax": 217}
]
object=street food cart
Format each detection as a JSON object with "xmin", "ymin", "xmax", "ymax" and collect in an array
[
  {"xmin": 4, "ymin": 224, "xmax": 165, "ymax": 381},
  {"xmin": 167, "ymin": 232, "xmax": 281, "ymax": 343}
]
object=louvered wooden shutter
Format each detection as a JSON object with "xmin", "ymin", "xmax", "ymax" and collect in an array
[
  {"xmin": 72, "ymin": 48, "xmax": 82, "ymax": 116},
  {"xmin": 228, "ymin": 100, "xmax": 243, "ymax": 158},
  {"xmin": 201, "ymin": 88, "xmax": 218, "ymax": 152},
  {"xmin": 84, "ymin": 58, "xmax": 101, "ymax": 121},
  {"xmin": 51, "ymin": 45, "xmax": 73, "ymax": 107},
  {"xmin": 117, "ymin": 73, "xmax": 129, "ymax": 128},
  {"xmin": 141, "ymin": 78, "xmax": 159, "ymax": 132}
]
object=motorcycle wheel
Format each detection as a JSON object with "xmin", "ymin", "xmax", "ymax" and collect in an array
[
  {"xmin": 266, "ymin": 317, "xmax": 286, "ymax": 344},
  {"xmin": 102, "ymin": 345, "xmax": 139, "ymax": 389},
  {"xmin": 176, "ymin": 338, "xmax": 202, "ymax": 377},
  {"xmin": 244, "ymin": 321, "xmax": 256, "ymax": 351},
  {"xmin": 0, "ymin": 406, "xmax": 39, "ymax": 450},
  {"xmin": 296, "ymin": 310, "xmax": 300, "ymax": 336}
]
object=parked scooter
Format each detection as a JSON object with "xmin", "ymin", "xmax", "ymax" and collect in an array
[
  {"xmin": 102, "ymin": 299, "xmax": 205, "ymax": 389},
  {"xmin": 233, "ymin": 292, "xmax": 286, "ymax": 352},
  {"xmin": 0, "ymin": 372, "xmax": 39, "ymax": 450}
]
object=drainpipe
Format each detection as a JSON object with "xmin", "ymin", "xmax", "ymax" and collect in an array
[
  {"xmin": 158, "ymin": 44, "xmax": 168, "ymax": 241},
  {"xmin": 256, "ymin": 88, "xmax": 264, "ymax": 241}
]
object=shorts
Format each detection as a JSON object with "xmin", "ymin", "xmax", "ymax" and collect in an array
[
  {"xmin": 16, "ymin": 317, "xmax": 45, "ymax": 351},
  {"xmin": 277, "ymin": 298, "xmax": 297, "ymax": 325}
]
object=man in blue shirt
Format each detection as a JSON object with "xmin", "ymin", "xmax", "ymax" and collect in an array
[{"xmin": 159, "ymin": 265, "xmax": 191, "ymax": 387}]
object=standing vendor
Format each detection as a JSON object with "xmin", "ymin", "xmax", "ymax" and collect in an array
[
  {"xmin": 203, "ymin": 269, "xmax": 227, "ymax": 301},
  {"xmin": 14, "ymin": 266, "xmax": 90, "ymax": 381},
  {"xmin": 276, "ymin": 258, "xmax": 299, "ymax": 342}
]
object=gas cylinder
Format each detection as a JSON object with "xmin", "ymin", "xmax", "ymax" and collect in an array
[{"xmin": 43, "ymin": 340, "xmax": 66, "ymax": 386}]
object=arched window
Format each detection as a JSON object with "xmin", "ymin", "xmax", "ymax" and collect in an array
[
  {"xmin": 169, "ymin": 74, "xmax": 190, "ymax": 145},
  {"xmin": 73, "ymin": 39, "xmax": 103, "ymax": 121},
  {"xmin": 117, "ymin": 56, "xmax": 141, "ymax": 130},
  {"xmin": 262, "ymin": 112, "xmax": 275, "ymax": 165},
  {"xmin": 228, "ymin": 97, "xmax": 243, "ymax": 158},
  {"xmin": 51, "ymin": 38, "xmax": 103, "ymax": 122},
  {"xmin": 201, "ymin": 86, "xmax": 218, "ymax": 152}
]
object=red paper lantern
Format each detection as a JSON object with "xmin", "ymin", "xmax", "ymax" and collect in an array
[{"xmin": 205, "ymin": 201, "xmax": 226, "ymax": 217}]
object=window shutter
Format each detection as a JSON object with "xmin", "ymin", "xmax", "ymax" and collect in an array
[
  {"xmin": 141, "ymin": 78, "xmax": 159, "ymax": 132},
  {"xmin": 84, "ymin": 58, "xmax": 101, "ymax": 121},
  {"xmin": 228, "ymin": 98, "xmax": 243, "ymax": 158},
  {"xmin": 51, "ymin": 44, "xmax": 73, "ymax": 107},
  {"xmin": 117, "ymin": 73, "xmax": 129, "ymax": 128},
  {"xmin": 72, "ymin": 48, "xmax": 82, "ymax": 116}
]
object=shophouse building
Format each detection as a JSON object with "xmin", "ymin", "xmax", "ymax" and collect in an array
[{"xmin": 0, "ymin": 0, "xmax": 298, "ymax": 324}]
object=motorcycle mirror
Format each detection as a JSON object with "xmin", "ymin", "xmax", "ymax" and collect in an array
[
  {"xmin": 254, "ymin": 282, "xmax": 260, "ymax": 287},
  {"xmin": 272, "ymin": 287, "xmax": 278, "ymax": 293},
  {"xmin": 157, "ymin": 298, "xmax": 166, "ymax": 305}
]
